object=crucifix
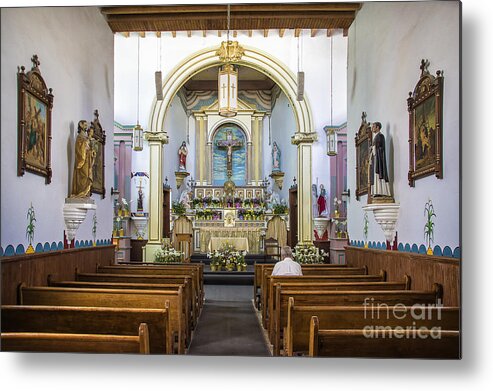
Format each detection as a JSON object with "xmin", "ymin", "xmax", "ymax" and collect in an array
[{"xmin": 216, "ymin": 130, "xmax": 243, "ymax": 179}]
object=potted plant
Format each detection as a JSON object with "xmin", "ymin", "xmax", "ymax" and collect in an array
[
  {"xmin": 424, "ymin": 199, "xmax": 436, "ymax": 255},
  {"xmin": 25, "ymin": 203, "xmax": 36, "ymax": 254},
  {"xmin": 363, "ymin": 212, "xmax": 369, "ymax": 248},
  {"xmin": 293, "ymin": 244, "xmax": 326, "ymax": 264},
  {"xmin": 172, "ymin": 201, "xmax": 186, "ymax": 216}
]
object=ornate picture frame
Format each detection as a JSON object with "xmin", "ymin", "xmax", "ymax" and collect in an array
[
  {"xmin": 355, "ymin": 112, "xmax": 372, "ymax": 200},
  {"xmin": 407, "ymin": 59, "xmax": 444, "ymax": 187},
  {"xmin": 17, "ymin": 55, "xmax": 54, "ymax": 184},
  {"xmin": 90, "ymin": 109, "xmax": 106, "ymax": 198}
]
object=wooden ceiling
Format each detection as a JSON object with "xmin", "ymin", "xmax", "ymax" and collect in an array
[{"xmin": 101, "ymin": 3, "xmax": 361, "ymax": 36}]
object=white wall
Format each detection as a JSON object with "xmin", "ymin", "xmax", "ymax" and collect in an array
[
  {"xmin": 163, "ymin": 96, "xmax": 188, "ymax": 201},
  {"xmin": 114, "ymin": 30, "xmax": 347, "ymax": 198},
  {"xmin": 269, "ymin": 93, "xmax": 297, "ymax": 201},
  {"xmin": 347, "ymin": 2, "xmax": 460, "ymax": 249},
  {"xmin": 1, "ymin": 7, "xmax": 114, "ymax": 248}
]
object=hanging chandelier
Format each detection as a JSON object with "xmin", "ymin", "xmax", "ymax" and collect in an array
[
  {"xmin": 217, "ymin": 4, "xmax": 243, "ymax": 118},
  {"xmin": 133, "ymin": 35, "xmax": 143, "ymax": 151}
]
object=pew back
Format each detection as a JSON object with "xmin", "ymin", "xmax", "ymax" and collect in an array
[
  {"xmin": 286, "ymin": 300, "xmax": 460, "ymax": 356},
  {"xmin": 1, "ymin": 323, "xmax": 150, "ymax": 354},
  {"xmin": 271, "ymin": 285, "xmax": 443, "ymax": 355},
  {"xmin": 309, "ymin": 316, "xmax": 460, "ymax": 358},
  {"xmin": 18, "ymin": 284, "xmax": 186, "ymax": 353},
  {"xmin": 2, "ymin": 305, "xmax": 170, "ymax": 354}
]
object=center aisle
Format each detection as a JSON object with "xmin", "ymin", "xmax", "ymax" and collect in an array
[{"xmin": 187, "ymin": 289, "xmax": 271, "ymax": 356}]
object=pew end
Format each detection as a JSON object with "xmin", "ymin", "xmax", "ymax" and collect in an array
[{"xmin": 308, "ymin": 316, "xmax": 319, "ymax": 357}]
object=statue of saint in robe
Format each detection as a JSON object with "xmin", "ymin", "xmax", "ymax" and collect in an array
[
  {"xmin": 272, "ymin": 142, "xmax": 281, "ymax": 171},
  {"xmin": 369, "ymin": 122, "xmax": 391, "ymax": 198},
  {"xmin": 70, "ymin": 120, "xmax": 96, "ymax": 198},
  {"xmin": 178, "ymin": 141, "xmax": 188, "ymax": 171}
]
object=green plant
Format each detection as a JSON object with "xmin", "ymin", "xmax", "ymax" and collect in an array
[
  {"xmin": 172, "ymin": 201, "xmax": 186, "ymax": 215},
  {"xmin": 424, "ymin": 198, "xmax": 436, "ymax": 250},
  {"xmin": 155, "ymin": 243, "xmax": 183, "ymax": 263},
  {"xmin": 26, "ymin": 203, "xmax": 36, "ymax": 246},
  {"xmin": 363, "ymin": 212, "xmax": 369, "ymax": 241},
  {"xmin": 293, "ymin": 244, "xmax": 326, "ymax": 264},
  {"xmin": 272, "ymin": 203, "xmax": 288, "ymax": 215},
  {"xmin": 92, "ymin": 213, "xmax": 97, "ymax": 239}
]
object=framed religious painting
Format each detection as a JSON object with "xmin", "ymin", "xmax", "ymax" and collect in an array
[
  {"xmin": 407, "ymin": 59, "xmax": 444, "ymax": 187},
  {"xmin": 90, "ymin": 109, "xmax": 106, "ymax": 198},
  {"xmin": 17, "ymin": 55, "xmax": 54, "ymax": 184},
  {"xmin": 355, "ymin": 112, "xmax": 372, "ymax": 200}
]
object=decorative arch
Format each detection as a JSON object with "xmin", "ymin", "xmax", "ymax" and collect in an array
[
  {"xmin": 148, "ymin": 44, "xmax": 314, "ymax": 137},
  {"xmin": 143, "ymin": 44, "xmax": 316, "ymax": 261}
]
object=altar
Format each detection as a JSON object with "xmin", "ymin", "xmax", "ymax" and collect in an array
[{"xmin": 188, "ymin": 185, "xmax": 268, "ymax": 254}]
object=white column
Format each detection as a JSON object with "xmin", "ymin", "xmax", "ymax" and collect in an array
[
  {"xmin": 292, "ymin": 132, "xmax": 318, "ymax": 246},
  {"xmin": 142, "ymin": 131, "xmax": 169, "ymax": 261}
]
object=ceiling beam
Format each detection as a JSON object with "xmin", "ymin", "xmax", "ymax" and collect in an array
[
  {"xmin": 311, "ymin": 29, "xmax": 317, "ymax": 37},
  {"xmin": 155, "ymin": 31, "xmax": 161, "ymax": 38},
  {"xmin": 248, "ymin": 30, "xmax": 253, "ymax": 37},
  {"xmin": 343, "ymin": 28, "xmax": 348, "ymax": 37},
  {"xmin": 187, "ymin": 30, "xmax": 191, "ymax": 37},
  {"xmin": 184, "ymin": 79, "xmax": 276, "ymax": 91},
  {"xmin": 294, "ymin": 28, "xmax": 301, "ymax": 38},
  {"xmin": 279, "ymin": 29, "xmax": 285, "ymax": 38},
  {"xmin": 233, "ymin": 30, "xmax": 237, "ymax": 38},
  {"xmin": 202, "ymin": 30, "xmax": 206, "ymax": 37},
  {"xmin": 264, "ymin": 29, "xmax": 269, "ymax": 38},
  {"xmin": 121, "ymin": 32, "xmax": 130, "ymax": 38},
  {"xmin": 171, "ymin": 31, "xmax": 176, "ymax": 38}
]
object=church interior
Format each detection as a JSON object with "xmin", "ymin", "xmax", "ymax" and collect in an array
[{"xmin": 1, "ymin": 2, "xmax": 461, "ymax": 360}]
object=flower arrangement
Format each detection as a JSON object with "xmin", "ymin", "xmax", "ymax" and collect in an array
[
  {"xmin": 207, "ymin": 244, "xmax": 247, "ymax": 271},
  {"xmin": 424, "ymin": 198, "xmax": 436, "ymax": 255},
  {"xmin": 155, "ymin": 243, "xmax": 184, "ymax": 263},
  {"xmin": 293, "ymin": 244, "xmax": 327, "ymax": 264},
  {"xmin": 172, "ymin": 201, "xmax": 186, "ymax": 215},
  {"xmin": 272, "ymin": 202, "xmax": 288, "ymax": 215}
]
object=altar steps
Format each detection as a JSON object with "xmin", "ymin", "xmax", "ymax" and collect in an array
[{"xmin": 191, "ymin": 254, "xmax": 276, "ymax": 286}]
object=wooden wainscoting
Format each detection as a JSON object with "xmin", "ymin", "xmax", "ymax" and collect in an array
[
  {"xmin": 1, "ymin": 245, "xmax": 115, "ymax": 305},
  {"xmin": 345, "ymin": 247, "xmax": 460, "ymax": 306}
]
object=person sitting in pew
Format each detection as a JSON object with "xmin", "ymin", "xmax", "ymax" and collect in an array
[{"xmin": 271, "ymin": 246, "xmax": 302, "ymax": 276}]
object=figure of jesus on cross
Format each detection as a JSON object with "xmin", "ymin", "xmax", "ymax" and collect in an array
[{"xmin": 216, "ymin": 129, "xmax": 243, "ymax": 179}]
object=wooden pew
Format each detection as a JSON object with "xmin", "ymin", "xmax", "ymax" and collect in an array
[
  {"xmin": 18, "ymin": 284, "xmax": 187, "ymax": 354},
  {"xmin": 286, "ymin": 300, "xmax": 460, "ymax": 356},
  {"xmin": 309, "ymin": 316, "xmax": 460, "ymax": 358},
  {"xmin": 78, "ymin": 271, "xmax": 200, "ymax": 326},
  {"xmin": 267, "ymin": 277, "xmax": 410, "ymax": 338},
  {"xmin": 49, "ymin": 276, "xmax": 196, "ymax": 334},
  {"xmin": 271, "ymin": 284, "xmax": 443, "ymax": 356},
  {"xmin": 1, "ymin": 323, "xmax": 150, "ymax": 354},
  {"xmin": 2, "ymin": 305, "xmax": 170, "ymax": 354},
  {"xmin": 254, "ymin": 263, "xmax": 349, "ymax": 309},
  {"xmin": 261, "ymin": 270, "xmax": 386, "ymax": 328},
  {"xmin": 96, "ymin": 264, "xmax": 203, "ymax": 311}
]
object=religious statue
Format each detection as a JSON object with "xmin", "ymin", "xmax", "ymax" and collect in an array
[
  {"xmin": 70, "ymin": 120, "xmax": 96, "ymax": 198},
  {"xmin": 317, "ymin": 184, "xmax": 328, "ymax": 217},
  {"xmin": 369, "ymin": 122, "xmax": 392, "ymax": 198},
  {"xmin": 179, "ymin": 187, "xmax": 192, "ymax": 209},
  {"xmin": 272, "ymin": 142, "xmax": 281, "ymax": 171},
  {"xmin": 137, "ymin": 187, "xmax": 144, "ymax": 212},
  {"xmin": 312, "ymin": 184, "xmax": 319, "ymax": 218},
  {"xmin": 178, "ymin": 141, "xmax": 188, "ymax": 171},
  {"xmin": 216, "ymin": 129, "xmax": 243, "ymax": 179}
]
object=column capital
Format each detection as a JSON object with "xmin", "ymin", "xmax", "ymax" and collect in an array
[
  {"xmin": 291, "ymin": 132, "xmax": 318, "ymax": 145},
  {"xmin": 194, "ymin": 113, "xmax": 207, "ymax": 120},
  {"xmin": 144, "ymin": 131, "xmax": 169, "ymax": 144}
]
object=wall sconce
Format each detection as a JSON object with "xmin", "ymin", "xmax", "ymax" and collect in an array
[{"xmin": 341, "ymin": 189, "xmax": 350, "ymax": 202}]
